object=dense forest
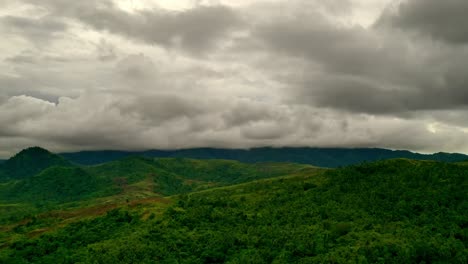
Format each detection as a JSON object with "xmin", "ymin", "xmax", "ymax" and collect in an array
[{"xmin": 0, "ymin": 147, "xmax": 467, "ymax": 263}]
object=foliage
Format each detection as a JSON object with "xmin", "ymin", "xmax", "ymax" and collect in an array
[
  {"xmin": 86, "ymin": 156, "xmax": 157, "ymax": 184},
  {"xmin": 1, "ymin": 159, "xmax": 466, "ymax": 263},
  {"xmin": 153, "ymin": 158, "xmax": 310, "ymax": 185},
  {"xmin": 3, "ymin": 166, "xmax": 115, "ymax": 203}
]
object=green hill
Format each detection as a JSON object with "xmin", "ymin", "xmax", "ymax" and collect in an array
[
  {"xmin": 87, "ymin": 156, "xmax": 158, "ymax": 183},
  {"xmin": 0, "ymin": 152, "xmax": 311, "ymax": 208},
  {"xmin": 86, "ymin": 157, "xmax": 312, "ymax": 196},
  {"xmin": 84, "ymin": 156, "xmax": 192, "ymax": 196},
  {"xmin": 4, "ymin": 166, "xmax": 113, "ymax": 203},
  {"xmin": 0, "ymin": 159, "xmax": 466, "ymax": 263},
  {"xmin": 0, "ymin": 147, "xmax": 71, "ymax": 181},
  {"xmin": 152, "ymin": 158, "xmax": 310, "ymax": 184}
]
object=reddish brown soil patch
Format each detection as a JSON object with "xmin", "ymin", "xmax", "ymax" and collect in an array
[{"xmin": 128, "ymin": 197, "xmax": 171, "ymax": 207}]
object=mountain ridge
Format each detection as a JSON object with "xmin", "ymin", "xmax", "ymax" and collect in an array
[{"xmin": 60, "ymin": 147, "xmax": 468, "ymax": 167}]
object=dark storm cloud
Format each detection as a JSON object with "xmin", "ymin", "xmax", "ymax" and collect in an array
[
  {"xmin": 5, "ymin": 53, "xmax": 36, "ymax": 64},
  {"xmin": 78, "ymin": 5, "xmax": 242, "ymax": 54},
  {"xmin": 0, "ymin": 95, "xmax": 53, "ymax": 127},
  {"xmin": 0, "ymin": 15, "xmax": 67, "ymax": 43},
  {"xmin": 116, "ymin": 94, "xmax": 210, "ymax": 124},
  {"xmin": 241, "ymin": 122, "xmax": 292, "ymax": 140},
  {"xmin": 2, "ymin": 0, "xmax": 468, "ymax": 157},
  {"xmin": 222, "ymin": 100, "xmax": 277, "ymax": 128},
  {"xmin": 0, "ymin": 49, "xmax": 105, "ymax": 103},
  {"xmin": 24, "ymin": 0, "xmax": 243, "ymax": 54},
  {"xmin": 377, "ymin": 0, "xmax": 468, "ymax": 44},
  {"xmin": 255, "ymin": 16, "xmax": 406, "ymax": 78},
  {"xmin": 253, "ymin": 9, "xmax": 468, "ymax": 115},
  {"xmin": 298, "ymin": 71, "xmax": 468, "ymax": 115},
  {"xmin": 302, "ymin": 76, "xmax": 416, "ymax": 114},
  {"xmin": 0, "ymin": 74, "xmax": 59, "ymax": 102},
  {"xmin": 96, "ymin": 40, "xmax": 117, "ymax": 62},
  {"xmin": 115, "ymin": 54, "xmax": 156, "ymax": 80}
]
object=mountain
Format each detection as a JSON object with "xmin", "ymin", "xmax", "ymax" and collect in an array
[
  {"xmin": 153, "ymin": 157, "xmax": 312, "ymax": 183},
  {"xmin": 0, "ymin": 146, "xmax": 466, "ymax": 263},
  {"xmin": 3, "ymin": 166, "xmax": 111, "ymax": 203},
  {"xmin": 1, "ymin": 159, "xmax": 466, "ymax": 263},
  {"xmin": 80, "ymin": 156, "xmax": 310, "ymax": 197},
  {"xmin": 0, "ymin": 150, "xmax": 312, "ymax": 204},
  {"xmin": 0, "ymin": 147, "xmax": 71, "ymax": 181},
  {"xmin": 61, "ymin": 147, "xmax": 468, "ymax": 167}
]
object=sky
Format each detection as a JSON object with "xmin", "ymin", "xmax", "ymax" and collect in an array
[{"xmin": 1, "ymin": 0, "xmax": 468, "ymax": 157}]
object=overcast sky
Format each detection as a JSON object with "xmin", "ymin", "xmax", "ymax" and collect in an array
[{"xmin": 1, "ymin": 0, "xmax": 468, "ymax": 157}]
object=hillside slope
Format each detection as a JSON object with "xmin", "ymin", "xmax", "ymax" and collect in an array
[
  {"xmin": 4, "ymin": 167, "xmax": 113, "ymax": 203},
  {"xmin": 0, "ymin": 155, "xmax": 310, "ymax": 204},
  {"xmin": 1, "ymin": 159, "xmax": 466, "ymax": 263},
  {"xmin": 86, "ymin": 157, "xmax": 313, "ymax": 196},
  {"xmin": 0, "ymin": 151, "xmax": 315, "ymax": 229}
]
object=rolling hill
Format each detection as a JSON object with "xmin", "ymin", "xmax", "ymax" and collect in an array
[
  {"xmin": 0, "ymin": 148, "xmax": 313, "ymax": 205},
  {"xmin": 0, "ymin": 158, "xmax": 466, "ymax": 263},
  {"xmin": 4, "ymin": 166, "xmax": 111, "ymax": 203}
]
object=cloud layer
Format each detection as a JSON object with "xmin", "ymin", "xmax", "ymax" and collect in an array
[{"xmin": 1, "ymin": 0, "xmax": 468, "ymax": 157}]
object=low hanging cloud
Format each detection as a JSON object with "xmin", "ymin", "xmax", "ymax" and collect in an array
[
  {"xmin": 1, "ymin": 90, "xmax": 468, "ymax": 156},
  {"xmin": 252, "ymin": 6, "xmax": 468, "ymax": 116},
  {"xmin": 1, "ymin": 0, "xmax": 468, "ymax": 157}
]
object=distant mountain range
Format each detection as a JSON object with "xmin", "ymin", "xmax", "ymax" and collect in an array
[
  {"xmin": 1, "ymin": 147, "xmax": 467, "ymax": 173},
  {"xmin": 60, "ymin": 147, "xmax": 468, "ymax": 167}
]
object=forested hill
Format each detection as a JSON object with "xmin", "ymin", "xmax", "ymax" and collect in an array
[
  {"xmin": 0, "ymin": 147, "xmax": 466, "ymax": 262},
  {"xmin": 0, "ymin": 147, "xmax": 71, "ymax": 180},
  {"xmin": 60, "ymin": 147, "xmax": 468, "ymax": 167},
  {"xmin": 1, "ymin": 158, "xmax": 466, "ymax": 263}
]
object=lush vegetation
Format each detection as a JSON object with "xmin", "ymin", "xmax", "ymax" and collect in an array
[
  {"xmin": 0, "ymin": 148, "xmax": 309, "ymax": 225},
  {"xmin": 0, "ymin": 150, "xmax": 309, "ymax": 205},
  {"xmin": 0, "ymin": 148, "xmax": 467, "ymax": 263},
  {"xmin": 2, "ymin": 167, "xmax": 116, "ymax": 203}
]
